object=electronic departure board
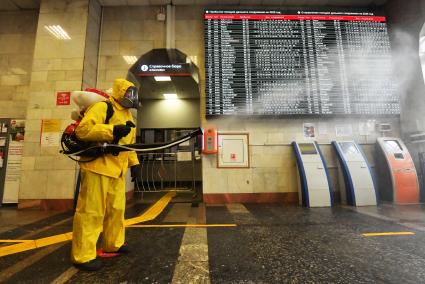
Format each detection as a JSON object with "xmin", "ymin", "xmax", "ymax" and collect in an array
[{"xmin": 204, "ymin": 10, "xmax": 399, "ymax": 116}]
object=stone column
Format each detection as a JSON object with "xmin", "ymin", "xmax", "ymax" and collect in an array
[{"xmin": 20, "ymin": 0, "xmax": 101, "ymax": 210}]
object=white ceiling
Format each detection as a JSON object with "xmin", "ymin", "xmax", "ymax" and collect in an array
[{"xmin": 0, "ymin": 0, "xmax": 388, "ymax": 10}]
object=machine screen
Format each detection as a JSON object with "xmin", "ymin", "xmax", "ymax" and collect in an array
[
  {"xmin": 339, "ymin": 142, "xmax": 359, "ymax": 156},
  {"xmin": 384, "ymin": 140, "xmax": 403, "ymax": 153},
  {"xmin": 204, "ymin": 10, "xmax": 398, "ymax": 116},
  {"xmin": 299, "ymin": 143, "xmax": 317, "ymax": 155},
  {"xmin": 394, "ymin": 153, "xmax": 404, "ymax": 159}
]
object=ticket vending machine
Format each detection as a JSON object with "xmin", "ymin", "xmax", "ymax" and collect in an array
[
  {"xmin": 375, "ymin": 138, "xmax": 420, "ymax": 204},
  {"xmin": 332, "ymin": 141, "xmax": 377, "ymax": 206},
  {"xmin": 292, "ymin": 142, "xmax": 333, "ymax": 207}
]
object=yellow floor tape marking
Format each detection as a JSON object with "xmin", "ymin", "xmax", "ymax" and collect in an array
[
  {"xmin": 0, "ymin": 240, "xmax": 33, "ymax": 243},
  {"xmin": 362, "ymin": 232, "xmax": 415, "ymax": 237},
  {"xmin": 124, "ymin": 191, "xmax": 176, "ymax": 226},
  {"xmin": 127, "ymin": 224, "xmax": 237, "ymax": 228},
  {"xmin": 0, "ymin": 191, "xmax": 176, "ymax": 258}
]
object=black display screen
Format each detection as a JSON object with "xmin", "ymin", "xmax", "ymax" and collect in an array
[{"xmin": 204, "ymin": 10, "xmax": 399, "ymax": 116}]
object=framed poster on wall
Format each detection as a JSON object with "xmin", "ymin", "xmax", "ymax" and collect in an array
[{"xmin": 217, "ymin": 133, "xmax": 250, "ymax": 168}]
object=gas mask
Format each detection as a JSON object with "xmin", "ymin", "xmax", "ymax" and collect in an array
[{"xmin": 119, "ymin": 86, "xmax": 139, "ymax": 109}]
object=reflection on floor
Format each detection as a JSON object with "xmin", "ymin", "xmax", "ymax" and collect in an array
[
  {"xmin": 353, "ymin": 203, "xmax": 425, "ymax": 231},
  {"xmin": 1, "ymin": 198, "xmax": 425, "ymax": 283}
]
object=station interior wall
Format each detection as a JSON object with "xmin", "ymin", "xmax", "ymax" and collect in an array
[
  {"xmin": 0, "ymin": 0, "xmax": 423, "ymax": 207},
  {"xmin": 0, "ymin": 11, "xmax": 38, "ymax": 119},
  {"xmin": 19, "ymin": 1, "xmax": 96, "ymax": 209}
]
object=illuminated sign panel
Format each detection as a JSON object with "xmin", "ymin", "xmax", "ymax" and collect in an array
[{"xmin": 204, "ymin": 10, "xmax": 399, "ymax": 116}]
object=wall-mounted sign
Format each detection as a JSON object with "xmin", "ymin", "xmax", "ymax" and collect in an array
[
  {"xmin": 41, "ymin": 119, "xmax": 61, "ymax": 146},
  {"xmin": 335, "ymin": 125, "xmax": 353, "ymax": 137},
  {"xmin": 303, "ymin": 123, "xmax": 316, "ymax": 138},
  {"xmin": 56, "ymin": 91, "xmax": 71, "ymax": 105},
  {"xmin": 3, "ymin": 119, "xmax": 25, "ymax": 203},
  {"xmin": 137, "ymin": 63, "xmax": 191, "ymax": 76},
  {"xmin": 205, "ymin": 10, "xmax": 398, "ymax": 116}
]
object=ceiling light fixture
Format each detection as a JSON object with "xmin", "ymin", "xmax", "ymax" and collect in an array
[
  {"xmin": 154, "ymin": 76, "xmax": 171, "ymax": 81},
  {"xmin": 44, "ymin": 25, "xmax": 71, "ymax": 40},
  {"xmin": 123, "ymin": 55, "xmax": 138, "ymax": 65},
  {"xmin": 163, "ymin": 93, "xmax": 178, "ymax": 100}
]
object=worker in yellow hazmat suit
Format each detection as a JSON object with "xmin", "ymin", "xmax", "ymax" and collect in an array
[{"xmin": 71, "ymin": 78, "xmax": 140, "ymax": 271}]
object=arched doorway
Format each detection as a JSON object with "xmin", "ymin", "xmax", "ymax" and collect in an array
[{"xmin": 126, "ymin": 49, "xmax": 202, "ymax": 201}]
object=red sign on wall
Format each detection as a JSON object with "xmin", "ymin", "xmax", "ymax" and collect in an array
[{"xmin": 56, "ymin": 91, "xmax": 71, "ymax": 106}]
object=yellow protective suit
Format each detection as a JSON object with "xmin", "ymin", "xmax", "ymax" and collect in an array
[{"xmin": 72, "ymin": 79, "xmax": 139, "ymax": 264}]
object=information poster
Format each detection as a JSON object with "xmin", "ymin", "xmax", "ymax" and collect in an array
[
  {"xmin": 41, "ymin": 119, "xmax": 61, "ymax": 147},
  {"xmin": 303, "ymin": 123, "xmax": 316, "ymax": 138},
  {"xmin": 3, "ymin": 119, "xmax": 25, "ymax": 203},
  {"xmin": 335, "ymin": 125, "xmax": 353, "ymax": 137}
]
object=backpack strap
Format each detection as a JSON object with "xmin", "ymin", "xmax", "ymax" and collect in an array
[{"xmin": 104, "ymin": 101, "xmax": 114, "ymax": 124}]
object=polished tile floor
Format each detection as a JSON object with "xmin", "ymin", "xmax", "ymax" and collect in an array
[{"xmin": 0, "ymin": 199, "xmax": 425, "ymax": 283}]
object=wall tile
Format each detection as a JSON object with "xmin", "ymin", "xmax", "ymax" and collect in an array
[
  {"xmin": 35, "ymin": 35, "xmax": 86, "ymax": 59},
  {"xmin": 101, "ymin": 20, "xmax": 121, "ymax": 40},
  {"xmin": 35, "ymin": 156, "xmax": 55, "ymax": 170},
  {"xmin": 202, "ymin": 169, "xmax": 228, "ymax": 193},
  {"xmin": 105, "ymin": 69, "xmax": 128, "ymax": 81},
  {"xmin": 31, "ymin": 71, "xmax": 49, "ymax": 82},
  {"xmin": 0, "ymin": 35, "xmax": 22, "ymax": 54},
  {"xmin": 47, "ymin": 70, "xmax": 66, "ymax": 81},
  {"xmin": 46, "ymin": 170, "xmax": 76, "ymax": 199},
  {"xmin": 0, "ymin": 86, "xmax": 14, "ymax": 100},
  {"xmin": 1, "ymin": 75, "xmax": 26, "ymax": 86},
  {"xmin": 143, "ymin": 20, "xmax": 165, "ymax": 40},
  {"xmin": 119, "ymin": 21, "xmax": 145, "ymax": 41},
  {"xmin": 61, "ymin": 58, "xmax": 84, "ymax": 71},
  {"xmin": 175, "ymin": 20, "xmax": 202, "ymax": 39},
  {"xmin": 21, "ymin": 156, "xmax": 36, "ymax": 170},
  {"xmin": 53, "ymin": 155, "xmax": 77, "ymax": 170},
  {"xmin": 25, "ymin": 119, "xmax": 42, "ymax": 131},
  {"xmin": 227, "ymin": 169, "xmax": 253, "ymax": 193},
  {"xmin": 27, "ymin": 108, "xmax": 53, "ymax": 119},
  {"xmin": 100, "ymin": 40, "xmax": 120, "ymax": 56},
  {"xmin": 40, "ymin": 146, "xmax": 61, "ymax": 156},
  {"xmin": 119, "ymin": 41, "xmax": 154, "ymax": 56},
  {"xmin": 32, "ymin": 59, "xmax": 62, "ymax": 71},
  {"xmin": 40, "ymin": 0, "xmax": 89, "ymax": 14},
  {"xmin": 19, "ymin": 170, "xmax": 49, "ymax": 199},
  {"xmin": 55, "ymin": 80, "xmax": 83, "ymax": 91},
  {"xmin": 103, "ymin": 6, "xmax": 157, "ymax": 21},
  {"xmin": 23, "ymin": 142, "xmax": 41, "ymax": 156}
]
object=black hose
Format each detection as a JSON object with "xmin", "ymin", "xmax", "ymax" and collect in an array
[{"xmin": 62, "ymin": 128, "xmax": 203, "ymax": 159}]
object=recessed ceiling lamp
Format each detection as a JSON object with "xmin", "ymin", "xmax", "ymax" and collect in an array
[
  {"xmin": 154, "ymin": 76, "xmax": 171, "ymax": 81},
  {"xmin": 44, "ymin": 25, "xmax": 71, "ymax": 40},
  {"xmin": 123, "ymin": 56, "xmax": 138, "ymax": 65},
  {"xmin": 163, "ymin": 93, "xmax": 178, "ymax": 100}
]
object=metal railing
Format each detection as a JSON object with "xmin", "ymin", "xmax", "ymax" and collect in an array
[{"xmin": 134, "ymin": 152, "xmax": 197, "ymax": 193}]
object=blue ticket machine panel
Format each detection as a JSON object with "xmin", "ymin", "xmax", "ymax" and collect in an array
[
  {"xmin": 292, "ymin": 142, "xmax": 333, "ymax": 207},
  {"xmin": 332, "ymin": 141, "xmax": 377, "ymax": 206}
]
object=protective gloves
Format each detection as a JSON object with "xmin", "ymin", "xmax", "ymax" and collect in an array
[
  {"xmin": 130, "ymin": 164, "xmax": 141, "ymax": 182},
  {"xmin": 113, "ymin": 124, "xmax": 131, "ymax": 141},
  {"xmin": 113, "ymin": 120, "xmax": 135, "ymax": 142}
]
